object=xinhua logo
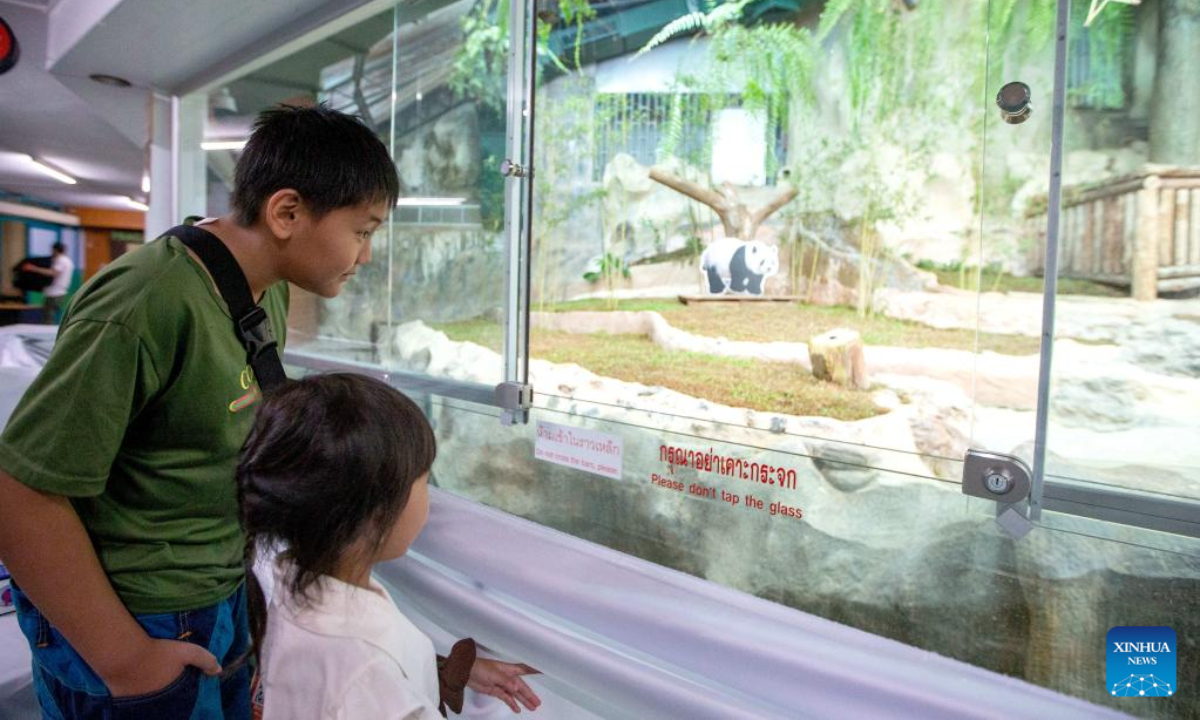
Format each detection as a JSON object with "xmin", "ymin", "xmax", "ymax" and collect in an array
[{"xmin": 1107, "ymin": 626, "xmax": 1176, "ymax": 698}]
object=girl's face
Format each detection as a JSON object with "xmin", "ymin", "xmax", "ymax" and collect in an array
[{"xmin": 378, "ymin": 472, "xmax": 430, "ymax": 562}]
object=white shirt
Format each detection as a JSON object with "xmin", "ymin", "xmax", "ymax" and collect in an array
[
  {"xmin": 45, "ymin": 254, "xmax": 74, "ymax": 298},
  {"xmin": 260, "ymin": 561, "xmax": 442, "ymax": 720}
]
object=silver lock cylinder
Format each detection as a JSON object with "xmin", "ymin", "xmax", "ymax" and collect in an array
[
  {"xmin": 962, "ymin": 450, "xmax": 1031, "ymax": 503},
  {"xmin": 984, "ymin": 469, "xmax": 1014, "ymax": 496}
]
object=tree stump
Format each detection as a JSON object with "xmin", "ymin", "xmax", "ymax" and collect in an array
[{"xmin": 808, "ymin": 329, "xmax": 868, "ymax": 390}]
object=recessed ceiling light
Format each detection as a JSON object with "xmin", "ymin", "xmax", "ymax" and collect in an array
[
  {"xmin": 23, "ymin": 154, "xmax": 76, "ymax": 185},
  {"xmin": 200, "ymin": 140, "xmax": 247, "ymax": 151},
  {"xmin": 89, "ymin": 73, "xmax": 132, "ymax": 88}
]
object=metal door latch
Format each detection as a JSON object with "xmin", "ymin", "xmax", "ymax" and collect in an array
[
  {"xmin": 963, "ymin": 449, "xmax": 1034, "ymax": 539},
  {"xmin": 495, "ymin": 381, "xmax": 532, "ymax": 426}
]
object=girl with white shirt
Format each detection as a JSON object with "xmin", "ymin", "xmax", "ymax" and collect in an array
[{"xmin": 233, "ymin": 373, "xmax": 542, "ymax": 719}]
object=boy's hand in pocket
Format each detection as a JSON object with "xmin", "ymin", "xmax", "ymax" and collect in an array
[{"xmin": 105, "ymin": 638, "xmax": 221, "ymax": 697}]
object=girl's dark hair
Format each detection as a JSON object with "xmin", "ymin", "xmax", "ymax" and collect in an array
[
  {"xmin": 231, "ymin": 104, "xmax": 400, "ymax": 226},
  {"xmin": 233, "ymin": 373, "xmax": 436, "ymax": 668}
]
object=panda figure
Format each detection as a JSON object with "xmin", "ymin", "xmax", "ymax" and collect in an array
[{"xmin": 699, "ymin": 238, "xmax": 780, "ymax": 295}]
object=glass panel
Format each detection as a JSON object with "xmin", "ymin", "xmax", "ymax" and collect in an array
[
  {"xmin": 1045, "ymin": 0, "xmax": 1200, "ymax": 508},
  {"xmin": 427, "ymin": 0, "xmax": 1147, "ymax": 712},
  {"xmin": 516, "ymin": 0, "xmax": 1050, "ymax": 482},
  {"xmin": 970, "ymin": 0, "xmax": 1060, "ymax": 473},
  {"xmin": 430, "ymin": 393, "xmax": 1198, "ymax": 717},
  {"xmin": 176, "ymin": 1, "xmax": 526, "ymax": 387}
]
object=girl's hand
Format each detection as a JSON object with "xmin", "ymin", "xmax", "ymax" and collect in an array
[{"xmin": 467, "ymin": 658, "xmax": 541, "ymax": 713}]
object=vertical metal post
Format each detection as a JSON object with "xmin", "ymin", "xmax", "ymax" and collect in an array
[
  {"xmin": 169, "ymin": 95, "xmax": 180, "ymax": 225},
  {"xmin": 385, "ymin": 6, "xmax": 400, "ymax": 370},
  {"xmin": 1030, "ymin": 0, "xmax": 1072, "ymax": 520},
  {"xmin": 500, "ymin": 0, "xmax": 535, "ymax": 424}
]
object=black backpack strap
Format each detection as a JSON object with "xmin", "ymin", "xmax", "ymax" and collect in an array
[{"xmin": 168, "ymin": 224, "xmax": 288, "ymax": 392}]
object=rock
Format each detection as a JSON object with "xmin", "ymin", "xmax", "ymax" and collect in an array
[
  {"xmin": 1051, "ymin": 376, "xmax": 1146, "ymax": 430},
  {"xmin": 788, "ymin": 215, "xmax": 937, "ymax": 306},
  {"xmin": 394, "ymin": 104, "xmax": 479, "ymax": 194},
  {"xmin": 876, "ymin": 152, "xmax": 976, "ymax": 266},
  {"xmin": 809, "ymin": 328, "xmax": 869, "ymax": 389},
  {"xmin": 602, "ymin": 152, "xmax": 654, "ymax": 195},
  {"xmin": 810, "ymin": 444, "xmax": 879, "ymax": 492},
  {"xmin": 908, "ymin": 400, "xmax": 971, "ymax": 480}
]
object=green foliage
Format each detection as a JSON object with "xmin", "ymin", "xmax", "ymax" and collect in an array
[
  {"xmin": 659, "ymin": 93, "xmax": 687, "ymax": 160},
  {"xmin": 450, "ymin": 0, "xmax": 509, "ymax": 111},
  {"xmin": 814, "ymin": 0, "xmax": 859, "ymax": 42},
  {"xmin": 533, "ymin": 75, "xmax": 603, "ymax": 310},
  {"xmin": 583, "ymin": 251, "xmax": 633, "ymax": 310},
  {"xmin": 636, "ymin": 0, "xmax": 752, "ymax": 57},
  {"xmin": 452, "ymin": 0, "xmax": 597, "ymax": 110},
  {"xmin": 1069, "ymin": 2, "xmax": 1135, "ymax": 108},
  {"xmin": 558, "ymin": 0, "xmax": 597, "ymax": 69},
  {"xmin": 990, "ymin": 0, "xmax": 1135, "ymax": 109}
]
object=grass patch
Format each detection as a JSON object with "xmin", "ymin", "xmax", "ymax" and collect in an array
[
  {"xmin": 437, "ymin": 318, "xmax": 505, "ymax": 353},
  {"xmin": 929, "ymin": 268, "xmax": 1123, "ymax": 298},
  {"xmin": 530, "ymin": 299, "xmax": 1040, "ymax": 355},
  {"xmin": 436, "ymin": 323, "xmax": 882, "ymax": 421}
]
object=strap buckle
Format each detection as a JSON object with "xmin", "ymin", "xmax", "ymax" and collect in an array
[{"xmin": 236, "ymin": 307, "xmax": 277, "ymax": 363}]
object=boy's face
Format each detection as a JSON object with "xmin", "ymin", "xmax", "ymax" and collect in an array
[
  {"xmin": 282, "ymin": 199, "xmax": 390, "ymax": 298},
  {"xmin": 378, "ymin": 472, "xmax": 430, "ymax": 561}
]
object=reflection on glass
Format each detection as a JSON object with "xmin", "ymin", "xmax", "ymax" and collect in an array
[
  {"xmin": 180, "ymin": 2, "xmax": 507, "ymax": 385},
  {"xmin": 430, "ymin": 393, "xmax": 1199, "ymax": 718}
]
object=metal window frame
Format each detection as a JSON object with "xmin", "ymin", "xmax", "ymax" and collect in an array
[
  {"xmin": 1028, "ymin": 0, "xmax": 1073, "ymax": 522},
  {"xmin": 1042, "ymin": 477, "xmax": 1200, "ymax": 539},
  {"xmin": 500, "ymin": 0, "xmax": 536, "ymax": 424},
  {"xmin": 1017, "ymin": 0, "xmax": 1200, "ymax": 541}
]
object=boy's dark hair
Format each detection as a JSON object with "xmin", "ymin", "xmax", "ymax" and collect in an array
[
  {"xmin": 233, "ymin": 373, "xmax": 436, "ymax": 667},
  {"xmin": 51, "ymin": 242, "xmax": 65, "ymax": 253},
  {"xmin": 231, "ymin": 104, "xmax": 400, "ymax": 226}
]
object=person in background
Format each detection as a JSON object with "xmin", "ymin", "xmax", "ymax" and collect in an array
[{"xmin": 20, "ymin": 241, "xmax": 74, "ymax": 324}]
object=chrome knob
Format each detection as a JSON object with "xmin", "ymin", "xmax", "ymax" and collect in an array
[
  {"xmin": 997, "ymin": 82, "xmax": 1032, "ymax": 125},
  {"xmin": 500, "ymin": 159, "xmax": 528, "ymax": 178}
]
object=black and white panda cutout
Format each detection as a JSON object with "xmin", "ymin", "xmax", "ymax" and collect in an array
[{"xmin": 699, "ymin": 238, "xmax": 780, "ymax": 295}]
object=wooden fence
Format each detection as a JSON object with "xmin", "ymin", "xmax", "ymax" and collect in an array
[{"xmin": 1029, "ymin": 166, "xmax": 1200, "ymax": 299}]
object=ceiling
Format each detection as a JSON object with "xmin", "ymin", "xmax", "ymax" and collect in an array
[
  {"xmin": 0, "ymin": 1, "xmax": 148, "ymax": 210},
  {"xmin": 0, "ymin": 0, "xmax": 382, "ymax": 211}
]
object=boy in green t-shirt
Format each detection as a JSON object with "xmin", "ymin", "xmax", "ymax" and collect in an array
[{"xmin": 0, "ymin": 105, "xmax": 398, "ymax": 718}]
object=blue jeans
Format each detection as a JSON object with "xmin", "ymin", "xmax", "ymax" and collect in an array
[{"xmin": 11, "ymin": 582, "xmax": 251, "ymax": 720}]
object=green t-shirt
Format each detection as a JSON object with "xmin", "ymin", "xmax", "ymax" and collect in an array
[{"xmin": 0, "ymin": 227, "xmax": 289, "ymax": 614}]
